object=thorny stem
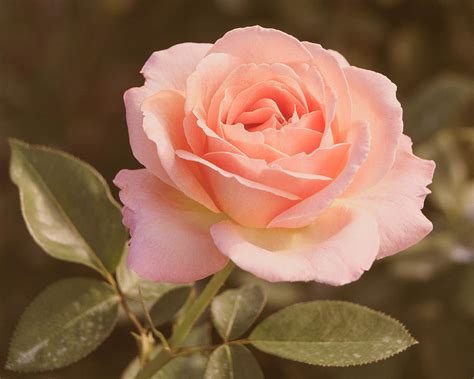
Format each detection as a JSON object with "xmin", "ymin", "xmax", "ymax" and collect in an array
[{"xmin": 135, "ymin": 261, "xmax": 236, "ymax": 379}]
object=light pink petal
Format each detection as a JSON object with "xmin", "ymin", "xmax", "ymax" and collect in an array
[
  {"xmin": 176, "ymin": 150, "xmax": 299, "ymax": 228},
  {"xmin": 268, "ymin": 120, "xmax": 370, "ymax": 228},
  {"xmin": 203, "ymin": 151, "xmax": 332, "ymax": 198},
  {"xmin": 272, "ymin": 142, "xmax": 350, "ymax": 177},
  {"xmin": 123, "ymin": 87, "xmax": 174, "ymax": 186},
  {"xmin": 142, "ymin": 90, "xmax": 219, "ymax": 212},
  {"xmin": 303, "ymin": 42, "xmax": 352, "ymax": 130},
  {"xmin": 343, "ymin": 66, "xmax": 403, "ymax": 193},
  {"xmin": 210, "ymin": 206, "xmax": 380, "ymax": 285},
  {"xmin": 210, "ymin": 25, "xmax": 312, "ymax": 64},
  {"xmin": 294, "ymin": 65, "xmax": 337, "ymax": 146},
  {"xmin": 328, "ymin": 49, "xmax": 350, "ymax": 68},
  {"xmin": 185, "ymin": 52, "xmax": 242, "ymax": 117},
  {"xmin": 343, "ymin": 135, "xmax": 435, "ymax": 258},
  {"xmin": 236, "ymin": 107, "xmax": 277, "ymax": 126},
  {"xmin": 222, "ymin": 123, "xmax": 264, "ymax": 144},
  {"xmin": 222, "ymin": 63, "xmax": 308, "ymax": 113},
  {"xmin": 211, "ymin": 63, "xmax": 308, "ymax": 129},
  {"xmin": 248, "ymin": 98, "xmax": 284, "ymax": 121},
  {"xmin": 292, "ymin": 63, "xmax": 325, "ymax": 111},
  {"xmin": 221, "ymin": 123, "xmax": 289, "ymax": 162},
  {"xmin": 197, "ymin": 118, "xmax": 245, "ymax": 155},
  {"xmin": 183, "ymin": 113, "xmax": 244, "ymax": 156},
  {"xmin": 183, "ymin": 112, "xmax": 207, "ymax": 156},
  {"xmin": 262, "ymin": 127, "xmax": 323, "ymax": 155},
  {"xmin": 142, "ymin": 43, "xmax": 212, "ymax": 92},
  {"xmin": 288, "ymin": 110, "xmax": 325, "ymax": 132},
  {"xmin": 319, "ymin": 85, "xmax": 337, "ymax": 147},
  {"xmin": 114, "ymin": 169, "xmax": 228, "ymax": 283},
  {"xmin": 226, "ymin": 81, "xmax": 305, "ymax": 123},
  {"xmin": 252, "ymin": 114, "xmax": 281, "ymax": 131}
]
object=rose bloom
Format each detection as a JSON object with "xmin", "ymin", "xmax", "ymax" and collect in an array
[{"xmin": 114, "ymin": 26, "xmax": 435, "ymax": 285}]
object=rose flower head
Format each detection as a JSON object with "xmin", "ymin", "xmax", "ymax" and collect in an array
[{"xmin": 114, "ymin": 26, "xmax": 435, "ymax": 285}]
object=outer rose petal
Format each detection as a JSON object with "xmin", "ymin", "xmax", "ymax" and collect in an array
[
  {"xmin": 142, "ymin": 42, "xmax": 212, "ymax": 92},
  {"xmin": 142, "ymin": 90, "xmax": 219, "ymax": 212},
  {"xmin": 209, "ymin": 25, "xmax": 313, "ymax": 64},
  {"xmin": 114, "ymin": 169, "xmax": 228, "ymax": 283},
  {"xmin": 123, "ymin": 87, "xmax": 174, "ymax": 186},
  {"xmin": 343, "ymin": 66, "xmax": 403, "ymax": 192},
  {"xmin": 124, "ymin": 43, "xmax": 211, "ymax": 185},
  {"xmin": 342, "ymin": 135, "xmax": 435, "ymax": 258},
  {"xmin": 210, "ymin": 206, "xmax": 380, "ymax": 285},
  {"xmin": 328, "ymin": 49, "xmax": 350, "ymax": 68},
  {"xmin": 302, "ymin": 42, "xmax": 352, "ymax": 131}
]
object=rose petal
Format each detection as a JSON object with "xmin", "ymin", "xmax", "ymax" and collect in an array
[
  {"xmin": 288, "ymin": 110, "xmax": 325, "ymax": 132},
  {"xmin": 271, "ymin": 142, "xmax": 350, "ymax": 177},
  {"xmin": 268, "ymin": 120, "xmax": 370, "ymax": 228},
  {"xmin": 343, "ymin": 66, "xmax": 403, "ymax": 192},
  {"xmin": 343, "ymin": 135, "xmax": 435, "ymax": 258},
  {"xmin": 221, "ymin": 123, "xmax": 289, "ymax": 162},
  {"xmin": 262, "ymin": 127, "xmax": 323, "ymax": 155},
  {"xmin": 210, "ymin": 25, "xmax": 312, "ymax": 64},
  {"xmin": 247, "ymin": 98, "xmax": 285, "ymax": 122},
  {"xmin": 114, "ymin": 169, "xmax": 228, "ymax": 283},
  {"xmin": 210, "ymin": 63, "xmax": 307, "ymax": 130},
  {"xmin": 123, "ymin": 87, "xmax": 174, "ymax": 186},
  {"xmin": 210, "ymin": 206, "xmax": 379, "ymax": 285},
  {"xmin": 185, "ymin": 52, "xmax": 242, "ymax": 117},
  {"xmin": 236, "ymin": 107, "xmax": 278, "ymax": 126},
  {"xmin": 328, "ymin": 49, "xmax": 350, "ymax": 68},
  {"xmin": 176, "ymin": 150, "xmax": 299, "ymax": 228},
  {"xmin": 203, "ymin": 151, "xmax": 332, "ymax": 198},
  {"xmin": 303, "ymin": 42, "xmax": 352, "ymax": 131},
  {"xmin": 142, "ymin": 42, "xmax": 212, "ymax": 92},
  {"xmin": 142, "ymin": 90, "xmax": 219, "ymax": 212},
  {"xmin": 294, "ymin": 65, "xmax": 337, "ymax": 146},
  {"xmin": 226, "ymin": 80, "xmax": 305, "ymax": 123},
  {"xmin": 183, "ymin": 112, "xmax": 244, "ymax": 156}
]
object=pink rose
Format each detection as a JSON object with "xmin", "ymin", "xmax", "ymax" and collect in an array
[{"xmin": 114, "ymin": 26, "xmax": 435, "ymax": 285}]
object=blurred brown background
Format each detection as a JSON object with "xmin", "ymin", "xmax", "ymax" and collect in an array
[{"xmin": 1, "ymin": 0, "xmax": 473, "ymax": 378}]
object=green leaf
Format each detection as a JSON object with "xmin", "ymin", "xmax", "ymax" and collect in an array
[
  {"xmin": 150, "ymin": 286, "xmax": 192, "ymax": 327},
  {"xmin": 204, "ymin": 344, "xmax": 264, "ymax": 379},
  {"xmin": 121, "ymin": 350, "xmax": 207, "ymax": 379},
  {"xmin": 249, "ymin": 301, "xmax": 417, "ymax": 367},
  {"xmin": 155, "ymin": 354, "xmax": 208, "ymax": 379},
  {"xmin": 9, "ymin": 139, "xmax": 127, "ymax": 273},
  {"xmin": 211, "ymin": 284, "xmax": 266, "ymax": 341},
  {"xmin": 116, "ymin": 252, "xmax": 180, "ymax": 301},
  {"xmin": 6, "ymin": 277, "xmax": 119, "ymax": 372},
  {"xmin": 182, "ymin": 322, "xmax": 212, "ymax": 348}
]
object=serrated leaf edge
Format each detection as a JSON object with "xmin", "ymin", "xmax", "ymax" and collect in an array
[
  {"xmin": 5, "ymin": 277, "xmax": 120, "ymax": 373},
  {"xmin": 9, "ymin": 138, "xmax": 125, "ymax": 273},
  {"xmin": 249, "ymin": 300, "xmax": 418, "ymax": 368}
]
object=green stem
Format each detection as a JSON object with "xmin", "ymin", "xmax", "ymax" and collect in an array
[
  {"xmin": 135, "ymin": 261, "xmax": 235, "ymax": 379},
  {"xmin": 105, "ymin": 273, "xmax": 152, "ymax": 362}
]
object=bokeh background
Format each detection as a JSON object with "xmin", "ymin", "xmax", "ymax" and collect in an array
[{"xmin": 1, "ymin": 0, "xmax": 473, "ymax": 378}]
